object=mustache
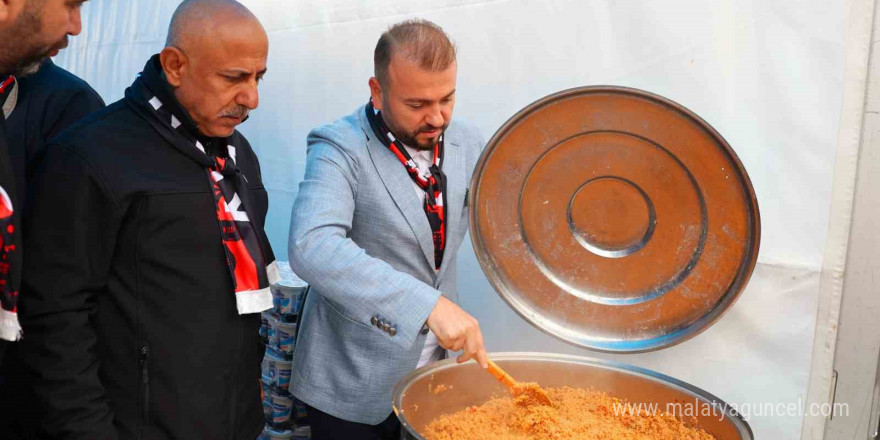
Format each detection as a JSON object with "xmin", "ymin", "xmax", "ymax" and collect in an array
[
  {"xmin": 417, "ymin": 124, "xmax": 445, "ymax": 134},
  {"xmin": 220, "ymin": 105, "xmax": 250, "ymax": 120}
]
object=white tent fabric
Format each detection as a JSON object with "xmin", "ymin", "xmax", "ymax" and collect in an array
[{"xmin": 52, "ymin": 1, "xmax": 849, "ymax": 438}]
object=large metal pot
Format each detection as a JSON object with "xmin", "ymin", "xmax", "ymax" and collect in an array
[{"xmin": 393, "ymin": 352, "xmax": 753, "ymax": 440}]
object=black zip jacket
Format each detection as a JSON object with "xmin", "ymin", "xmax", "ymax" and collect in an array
[
  {"xmin": 0, "ymin": 58, "xmax": 105, "ymax": 440},
  {"xmin": 19, "ymin": 59, "xmax": 269, "ymax": 440},
  {"xmin": 6, "ymin": 59, "xmax": 105, "ymax": 206}
]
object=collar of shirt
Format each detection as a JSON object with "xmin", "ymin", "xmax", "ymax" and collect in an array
[{"xmin": 401, "ymin": 143, "xmax": 434, "ymax": 174}]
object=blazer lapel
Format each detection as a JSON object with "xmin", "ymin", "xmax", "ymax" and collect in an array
[
  {"xmin": 436, "ymin": 139, "xmax": 464, "ymax": 280},
  {"xmin": 359, "ymin": 108, "xmax": 437, "ymax": 272}
]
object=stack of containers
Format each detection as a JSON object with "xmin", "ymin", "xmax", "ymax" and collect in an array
[{"xmin": 258, "ymin": 262, "xmax": 312, "ymax": 440}]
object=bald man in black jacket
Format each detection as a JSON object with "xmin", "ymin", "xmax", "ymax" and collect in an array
[{"xmin": 20, "ymin": 1, "xmax": 277, "ymax": 438}]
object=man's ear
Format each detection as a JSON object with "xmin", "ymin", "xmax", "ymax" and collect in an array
[
  {"xmin": 368, "ymin": 77, "xmax": 384, "ymax": 111},
  {"xmin": 160, "ymin": 46, "xmax": 188, "ymax": 87}
]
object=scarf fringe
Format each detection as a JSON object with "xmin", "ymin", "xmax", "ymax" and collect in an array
[
  {"xmin": 0, "ymin": 309, "xmax": 22, "ymax": 341},
  {"xmin": 266, "ymin": 260, "xmax": 281, "ymax": 285},
  {"xmin": 235, "ymin": 287, "xmax": 274, "ymax": 314},
  {"xmin": 232, "ymin": 260, "xmax": 281, "ymax": 315}
]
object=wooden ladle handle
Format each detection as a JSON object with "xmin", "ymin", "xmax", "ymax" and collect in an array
[{"xmin": 486, "ymin": 359, "xmax": 517, "ymax": 390}]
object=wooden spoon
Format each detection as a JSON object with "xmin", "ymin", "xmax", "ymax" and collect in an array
[{"xmin": 486, "ymin": 359, "xmax": 553, "ymax": 407}]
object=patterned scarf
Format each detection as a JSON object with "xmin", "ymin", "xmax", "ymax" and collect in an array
[
  {"xmin": 365, "ymin": 100, "xmax": 447, "ymax": 269},
  {"xmin": 125, "ymin": 55, "xmax": 277, "ymax": 314},
  {"xmin": 0, "ymin": 75, "xmax": 21, "ymax": 341}
]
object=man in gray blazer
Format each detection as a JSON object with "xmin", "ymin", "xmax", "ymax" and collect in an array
[{"xmin": 288, "ymin": 19, "xmax": 488, "ymax": 439}]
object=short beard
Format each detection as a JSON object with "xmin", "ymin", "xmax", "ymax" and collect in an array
[
  {"xmin": 16, "ymin": 59, "xmax": 45, "ymax": 77},
  {"xmin": 0, "ymin": 1, "xmax": 59, "ymax": 77},
  {"xmin": 381, "ymin": 102, "xmax": 446, "ymax": 151}
]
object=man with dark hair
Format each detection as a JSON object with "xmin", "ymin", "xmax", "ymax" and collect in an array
[
  {"xmin": 0, "ymin": 3, "xmax": 91, "ymax": 438},
  {"xmin": 0, "ymin": 0, "xmax": 87, "ymax": 356},
  {"xmin": 0, "ymin": 57, "xmax": 105, "ymax": 440},
  {"xmin": 288, "ymin": 18, "xmax": 487, "ymax": 440},
  {"xmin": 20, "ymin": 1, "xmax": 277, "ymax": 438}
]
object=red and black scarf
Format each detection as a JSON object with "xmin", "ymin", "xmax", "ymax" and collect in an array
[
  {"xmin": 365, "ymin": 100, "xmax": 447, "ymax": 269},
  {"xmin": 0, "ymin": 75, "xmax": 21, "ymax": 341},
  {"xmin": 125, "ymin": 55, "xmax": 277, "ymax": 314}
]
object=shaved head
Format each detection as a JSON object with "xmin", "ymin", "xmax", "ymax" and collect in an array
[
  {"xmin": 166, "ymin": 0, "xmax": 261, "ymax": 49},
  {"xmin": 159, "ymin": 0, "xmax": 268, "ymax": 138}
]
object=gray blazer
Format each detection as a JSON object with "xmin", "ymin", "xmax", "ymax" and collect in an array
[{"xmin": 287, "ymin": 104, "xmax": 484, "ymax": 424}]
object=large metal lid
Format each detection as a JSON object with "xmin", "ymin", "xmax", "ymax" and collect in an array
[{"xmin": 470, "ymin": 86, "xmax": 760, "ymax": 353}]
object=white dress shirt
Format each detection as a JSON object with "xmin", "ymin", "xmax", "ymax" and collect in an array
[{"xmin": 402, "ymin": 144, "xmax": 445, "ymax": 368}]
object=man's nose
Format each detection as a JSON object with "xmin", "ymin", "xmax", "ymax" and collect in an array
[
  {"xmin": 237, "ymin": 82, "xmax": 259, "ymax": 110},
  {"xmin": 425, "ymin": 104, "xmax": 443, "ymax": 128},
  {"xmin": 69, "ymin": 8, "xmax": 83, "ymax": 36}
]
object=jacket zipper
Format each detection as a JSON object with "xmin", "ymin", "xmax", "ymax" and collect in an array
[{"xmin": 140, "ymin": 344, "xmax": 150, "ymax": 428}]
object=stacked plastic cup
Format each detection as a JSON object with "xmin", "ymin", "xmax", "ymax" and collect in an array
[{"xmin": 258, "ymin": 262, "xmax": 310, "ymax": 440}]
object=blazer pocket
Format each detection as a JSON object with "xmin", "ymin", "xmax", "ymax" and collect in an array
[{"xmin": 318, "ymin": 293, "xmax": 374, "ymax": 331}]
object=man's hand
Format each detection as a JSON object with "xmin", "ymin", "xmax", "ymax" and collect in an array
[{"xmin": 426, "ymin": 296, "xmax": 489, "ymax": 368}]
